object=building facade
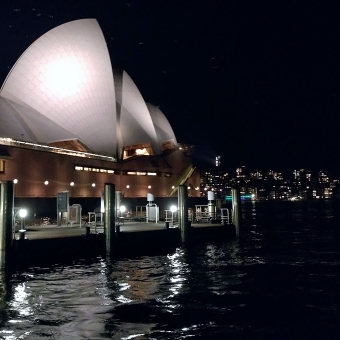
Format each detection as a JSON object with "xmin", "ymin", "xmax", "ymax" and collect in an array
[{"xmin": 0, "ymin": 19, "xmax": 199, "ymax": 198}]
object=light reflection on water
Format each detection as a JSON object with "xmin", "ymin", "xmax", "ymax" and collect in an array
[{"xmin": 0, "ymin": 200, "xmax": 340, "ymax": 339}]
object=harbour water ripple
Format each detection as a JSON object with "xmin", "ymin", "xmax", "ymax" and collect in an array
[{"xmin": 1, "ymin": 200, "xmax": 340, "ymax": 339}]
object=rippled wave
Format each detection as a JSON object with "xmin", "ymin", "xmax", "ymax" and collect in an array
[{"xmin": 1, "ymin": 200, "xmax": 340, "ymax": 339}]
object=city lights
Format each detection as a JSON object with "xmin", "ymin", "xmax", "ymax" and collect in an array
[{"xmin": 201, "ymin": 164, "xmax": 336, "ymax": 200}]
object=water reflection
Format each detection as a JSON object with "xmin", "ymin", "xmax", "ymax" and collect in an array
[
  {"xmin": 0, "ymin": 201, "xmax": 340, "ymax": 339},
  {"xmin": 0, "ymin": 261, "xmax": 117, "ymax": 339}
]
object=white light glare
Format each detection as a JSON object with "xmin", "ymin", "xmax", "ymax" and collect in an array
[
  {"xmin": 120, "ymin": 205, "xmax": 126, "ymax": 213},
  {"xmin": 170, "ymin": 205, "xmax": 177, "ymax": 212},
  {"xmin": 19, "ymin": 209, "xmax": 27, "ymax": 218},
  {"xmin": 44, "ymin": 58, "xmax": 86, "ymax": 97}
]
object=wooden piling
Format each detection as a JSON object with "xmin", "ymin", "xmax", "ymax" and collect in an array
[
  {"xmin": 104, "ymin": 183, "xmax": 115, "ymax": 253},
  {"xmin": 0, "ymin": 181, "xmax": 14, "ymax": 269},
  {"xmin": 178, "ymin": 185, "xmax": 190, "ymax": 242}
]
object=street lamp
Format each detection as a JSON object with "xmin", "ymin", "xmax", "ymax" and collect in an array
[
  {"xmin": 170, "ymin": 205, "xmax": 177, "ymax": 225},
  {"xmin": 119, "ymin": 205, "xmax": 126, "ymax": 217},
  {"xmin": 70, "ymin": 182, "xmax": 74, "ymax": 198},
  {"xmin": 13, "ymin": 179, "xmax": 18, "ymax": 196},
  {"xmin": 44, "ymin": 180, "xmax": 49, "ymax": 197},
  {"xmin": 19, "ymin": 208, "xmax": 27, "ymax": 230}
]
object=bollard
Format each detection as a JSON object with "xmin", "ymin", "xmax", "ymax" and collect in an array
[
  {"xmin": 165, "ymin": 221, "xmax": 170, "ymax": 229},
  {"xmin": 0, "ymin": 181, "xmax": 14, "ymax": 269},
  {"xmin": 19, "ymin": 229, "xmax": 26, "ymax": 240},
  {"xmin": 231, "ymin": 187, "xmax": 241, "ymax": 236},
  {"xmin": 207, "ymin": 191, "xmax": 216, "ymax": 219},
  {"xmin": 178, "ymin": 185, "xmax": 189, "ymax": 242},
  {"xmin": 104, "ymin": 183, "xmax": 115, "ymax": 253},
  {"xmin": 85, "ymin": 225, "xmax": 91, "ymax": 236}
]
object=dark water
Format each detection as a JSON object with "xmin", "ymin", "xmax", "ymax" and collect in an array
[{"xmin": 1, "ymin": 200, "xmax": 340, "ymax": 339}]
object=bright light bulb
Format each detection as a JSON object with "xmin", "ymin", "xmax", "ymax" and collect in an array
[{"xmin": 19, "ymin": 209, "xmax": 27, "ymax": 218}]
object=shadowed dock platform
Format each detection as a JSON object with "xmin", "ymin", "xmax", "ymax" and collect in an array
[
  {"xmin": 14, "ymin": 221, "xmax": 234, "ymax": 240},
  {"xmin": 10, "ymin": 221, "xmax": 235, "ymax": 265}
]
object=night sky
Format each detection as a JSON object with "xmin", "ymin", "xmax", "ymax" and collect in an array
[{"xmin": 1, "ymin": 1, "xmax": 340, "ymax": 175}]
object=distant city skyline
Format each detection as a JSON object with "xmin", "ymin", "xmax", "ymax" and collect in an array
[{"xmin": 200, "ymin": 164, "xmax": 339, "ymax": 200}]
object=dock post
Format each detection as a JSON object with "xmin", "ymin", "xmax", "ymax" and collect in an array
[
  {"xmin": 104, "ymin": 183, "xmax": 115, "ymax": 253},
  {"xmin": 0, "ymin": 181, "xmax": 14, "ymax": 269},
  {"xmin": 178, "ymin": 185, "xmax": 189, "ymax": 242},
  {"xmin": 207, "ymin": 190, "xmax": 216, "ymax": 220},
  {"xmin": 231, "ymin": 187, "xmax": 241, "ymax": 236},
  {"xmin": 115, "ymin": 191, "xmax": 122, "ymax": 217}
]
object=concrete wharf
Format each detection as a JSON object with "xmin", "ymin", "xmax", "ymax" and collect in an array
[
  {"xmin": 15, "ymin": 220, "xmax": 231, "ymax": 240},
  {"xmin": 11, "ymin": 221, "xmax": 236, "ymax": 265},
  {"xmin": 1, "ymin": 182, "xmax": 241, "ymax": 268}
]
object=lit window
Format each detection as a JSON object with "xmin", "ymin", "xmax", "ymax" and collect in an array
[
  {"xmin": 135, "ymin": 148, "xmax": 149, "ymax": 155},
  {"xmin": 147, "ymin": 172, "xmax": 157, "ymax": 176},
  {"xmin": 74, "ymin": 165, "xmax": 116, "ymax": 174}
]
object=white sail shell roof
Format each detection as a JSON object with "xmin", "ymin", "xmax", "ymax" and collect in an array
[
  {"xmin": 0, "ymin": 19, "xmax": 117, "ymax": 155},
  {"xmin": 0, "ymin": 19, "xmax": 177, "ymax": 159},
  {"xmin": 113, "ymin": 70, "xmax": 161, "ymax": 159},
  {"xmin": 146, "ymin": 103, "xmax": 177, "ymax": 146}
]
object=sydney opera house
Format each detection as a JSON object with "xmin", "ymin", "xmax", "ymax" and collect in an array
[{"xmin": 0, "ymin": 19, "xmax": 200, "ymax": 198}]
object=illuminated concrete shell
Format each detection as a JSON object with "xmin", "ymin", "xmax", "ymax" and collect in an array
[
  {"xmin": 0, "ymin": 19, "xmax": 117, "ymax": 156},
  {"xmin": 0, "ymin": 19, "xmax": 201, "ymax": 202},
  {"xmin": 113, "ymin": 70, "xmax": 160, "ymax": 160},
  {"xmin": 146, "ymin": 103, "xmax": 177, "ymax": 149},
  {"xmin": 0, "ymin": 19, "xmax": 179, "ymax": 161}
]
